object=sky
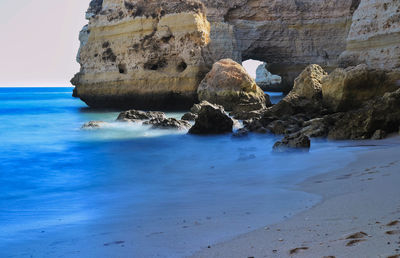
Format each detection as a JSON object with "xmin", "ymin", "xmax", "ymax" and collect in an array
[
  {"xmin": 0, "ymin": 0, "xmax": 260, "ymax": 87},
  {"xmin": 0, "ymin": 0, "xmax": 88, "ymax": 87}
]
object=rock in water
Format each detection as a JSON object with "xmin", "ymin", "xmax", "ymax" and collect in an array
[
  {"xmin": 255, "ymin": 62, "xmax": 282, "ymax": 92},
  {"xmin": 273, "ymin": 133, "xmax": 311, "ymax": 152},
  {"xmin": 117, "ymin": 110, "xmax": 166, "ymax": 122},
  {"xmin": 143, "ymin": 118, "xmax": 191, "ymax": 130},
  {"xmin": 197, "ymin": 59, "xmax": 270, "ymax": 112},
  {"xmin": 189, "ymin": 103, "xmax": 234, "ymax": 134},
  {"xmin": 72, "ymin": 0, "xmax": 211, "ymax": 110},
  {"xmin": 82, "ymin": 121, "xmax": 108, "ymax": 129},
  {"xmin": 181, "ymin": 112, "xmax": 198, "ymax": 121},
  {"xmin": 289, "ymin": 64, "xmax": 327, "ymax": 100},
  {"xmin": 322, "ymin": 64, "xmax": 400, "ymax": 112}
]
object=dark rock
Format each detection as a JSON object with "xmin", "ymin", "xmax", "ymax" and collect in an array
[
  {"xmin": 273, "ymin": 133, "xmax": 311, "ymax": 152},
  {"xmin": 82, "ymin": 121, "xmax": 108, "ymax": 129},
  {"xmin": 181, "ymin": 112, "xmax": 198, "ymax": 121},
  {"xmin": 189, "ymin": 103, "xmax": 234, "ymax": 134},
  {"xmin": 117, "ymin": 110, "xmax": 166, "ymax": 121},
  {"xmin": 143, "ymin": 118, "xmax": 191, "ymax": 130}
]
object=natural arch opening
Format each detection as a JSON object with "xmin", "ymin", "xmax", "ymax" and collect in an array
[
  {"xmin": 243, "ymin": 59, "xmax": 283, "ymax": 104},
  {"xmin": 242, "ymin": 60, "xmax": 282, "ymax": 91}
]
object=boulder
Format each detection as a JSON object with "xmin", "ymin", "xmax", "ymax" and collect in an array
[
  {"xmin": 117, "ymin": 110, "xmax": 166, "ymax": 122},
  {"xmin": 289, "ymin": 64, "xmax": 327, "ymax": 100},
  {"xmin": 82, "ymin": 121, "xmax": 108, "ymax": 129},
  {"xmin": 273, "ymin": 133, "xmax": 311, "ymax": 152},
  {"xmin": 143, "ymin": 118, "xmax": 191, "ymax": 130},
  {"xmin": 255, "ymin": 62, "xmax": 282, "ymax": 92},
  {"xmin": 322, "ymin": 64, "xmax": 400, "ymax": 112},
  {"xmin": 189, "ymin": 103, "xmax": 234, "ymax": 134},
  {"xmin": 197, "ymin": 59, "xmax": 270, "ymax": 112}
]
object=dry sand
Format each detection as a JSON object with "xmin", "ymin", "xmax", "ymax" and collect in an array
[{"xmin": 191, "ymin": 138, "xmax": 400, "ymax": 258}]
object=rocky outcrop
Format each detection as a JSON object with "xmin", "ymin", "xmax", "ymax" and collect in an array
[
  {"xmin": 74, "ymin": 0, "xmax": 400, "ymax": 109},
  {"xmin": 82, "ymin": 121, "xmax": 109, "ymax": 129},
  {"xmin": 143, "ymin": 118, "xmax": 191, "ymax": 130},
  {"xmin": 200, "ymin": 0, "xmax": 360, "ymax": 90},
  {"xmin": 290, "ymin": 64, "xmax": 327, "ymax": 100},
  {"xmin": 273, "ymin": 133, "xmax": 311, "ymax": 152},
  {"xmin": 322, "ymin": 64, "xmax": 400, "ymax": 112},
  {"xmin": 339, "ymin": 0, "xmax": 400, "ymax": 70},
  {"xmin": 197, "ymin": 59, "xmax": 269, "ymax": 112},
  {"xmin": 327, "ymin": 88, "xmax": 400, "ymax": 140},
  {"xmin": 189, "ymin": 102, "xmax": 233, "ymax": 134},
  {"xmin": 255, "ymin": 62, "xmax": 282, "ymax": 92},
  {"xmin": 117, "ymin": 110, "xmax": 166, "ymax": 122},
  {"xmin": 72, "ymin": 0, "xmax": 211, "ymax": 110}
]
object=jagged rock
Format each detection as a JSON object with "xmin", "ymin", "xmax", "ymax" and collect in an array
[
  {"xmin": 327, "ymin": 88, "xmax": 400, "ymax": 140},
  {"xmin": 322, "ymin": 64, "xmax": 400, "ymax": 112},
  {"xmin": 181, "ymin": 112, "xmax": 198, "ymax": 121},
  {"xmin": 255, "ymin": 62, "xmax": 282, "ymax": 92},
  {"xmin": 189, "ymin": 103, "xmax": 234, "ymax": 134},
  {"xmin": 117, "ymin": 110, "xmax": 166, "ymax": 122},
  {"xmin": 72, "ymin": 0, "xmax": 211, "ymax": 110},
  {"xmin": 273, "ymin": 133, "xmax": 311, "ymax": 152},
  {"xmin": 143, "ymin": 118, "xmax": 191, "ymax": 130},
  {"xmin": 82, "ymin": 121, "xmax": 108, "ymax": 129},
  {"xmin": 289, "ymin": 64, "xmax": 327, "ymax": 100},
  {"xmin": 197, "ymin": 59, "xmax": 270, "ymax": 112},
  {"xmin": 339, "ymin": 0, "xmax": 400, "ymax": 70}
]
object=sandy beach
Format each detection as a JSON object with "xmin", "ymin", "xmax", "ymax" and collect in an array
[{"xmin": 192, "ymin": 136, "xmax": 400, "ymax": 258}]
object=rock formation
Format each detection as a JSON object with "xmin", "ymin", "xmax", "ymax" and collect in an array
[
  {"xmin": 322, "ymin": 64, "xmax": 400, "ymax": 112},
  {"xmin": 189, "ymin": 102, "xmax": 234, "ymax": 134},
  {"xmin": 255, "ymin": 63, "xmax": 282, "ymax": 92},
  {"xmin": 197, "ymin": 59, "xmax": 269, "ymax": 112},
  {"xmin": 200, "ymin": 0, "xmax": 361, "ymax": 90},
  {"xmin": 72, "ymin": 0, "xmax": 211, "ymax": 110},
  {"xmin": 73, "ymin": 0, "xmax": 400, "ymax": 110},
  {"xmin": 289, "ymin": 64, "xmax": 327, "ymax": 100},
  {"xmin": 339, "ymin": 0, "xmax": 400, "ymax": 70}
]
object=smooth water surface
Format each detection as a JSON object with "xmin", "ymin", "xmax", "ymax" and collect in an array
[{"xmin": 0, "ymin": 88, "xmax": 356, "ymax": 257}]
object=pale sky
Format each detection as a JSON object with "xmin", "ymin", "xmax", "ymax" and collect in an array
[
  {"xmin": 0, "ymin": 0, "xmax": 88, "ymax": 87},
  {"xmin": 0, "ymin": 1, "xmax": 260, "ymax": 87}
]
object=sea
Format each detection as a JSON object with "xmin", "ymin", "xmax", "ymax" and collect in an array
[{"xmin": 0, "ymin": 87, "xmax": 357, "ymax": 257}]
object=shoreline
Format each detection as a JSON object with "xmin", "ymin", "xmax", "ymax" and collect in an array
[{"xmin": 191, "ymin": 136, "xmax": 400, "ymax": 258}]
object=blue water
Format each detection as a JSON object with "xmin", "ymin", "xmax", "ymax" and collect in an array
[{"xmin": 0, "ymin": 87, "xmax": 356, "ymax": 258}]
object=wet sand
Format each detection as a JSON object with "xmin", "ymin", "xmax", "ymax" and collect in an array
[{"xmin": 192, "ymin": 137, "xmax": 400, "ymax": 258}]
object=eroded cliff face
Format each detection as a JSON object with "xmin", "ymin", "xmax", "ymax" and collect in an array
[
  {"xmin": 73, "ymin": 0, "xmax": 399, "ymax": 109},
  {"xmin": 339, "ymin": 0, "xmax": 400, "ymax": 70},
  {"xmin": 72, "ymin": 0, "xmax": 211, "ymax": 110},
  {"xmin": 201, "ymin": 0, "xmax": 361, "ymax": 90}
]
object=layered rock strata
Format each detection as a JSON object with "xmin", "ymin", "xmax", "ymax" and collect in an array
[
  {"xmin": 72, "ymin": 0, "xmax": 211, "ymax": 110},
  {"xmin": 339, "ymin": 0, "xmax": 400, "ymax": 70}
]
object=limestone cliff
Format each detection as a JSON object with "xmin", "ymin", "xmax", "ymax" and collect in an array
[
  {"xmin": 201, "ymin": 0, "xmax": 360, "ymax": 90},
  {"xmin": 73, "ymin": 0, "xmax": 400, "ymax": 109},
  {"xmin": 72, "ymin": 0, "xmax": 211, "ymax": 110},
  {"xmin": 339, "ymin": 0, "xmax": 400, "ymax": 70}
]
